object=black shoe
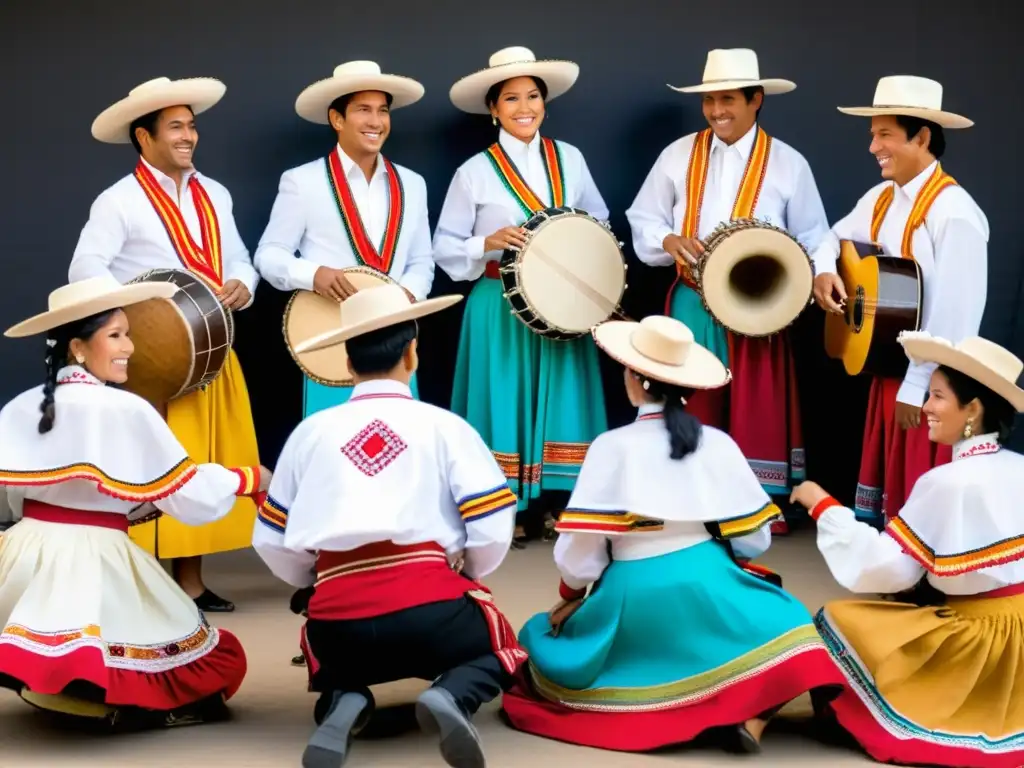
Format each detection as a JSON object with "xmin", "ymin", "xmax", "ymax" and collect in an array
[
  {"xmin": 415, "ymin": 687, "xmax": 485, "ymax": 768},
  {"xmin": 302, "ymin": 691, "xmax": 370, "ymax": 768},
  {"xmin": 292, "ymin": 654, "xmax": 307, "ymax": 667},
  {"xmin": 720, "ymin": 723, "xmax": 762, "ymax": 754},
  {"xmin": 194, "ymin": 589, "xmax": 235, "ymax": 613}
]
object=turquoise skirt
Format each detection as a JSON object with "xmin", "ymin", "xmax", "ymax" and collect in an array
[
  {"xmin": 303, "ymin": 373, "xmax": 420, "ymax": 417},
  {"xmin": 451, "ymin": 277, "xmax": 607, "ymax": 510},
  {"xmin": 668, "ymin": 283, "xmax": 729, "ymax": 366}
]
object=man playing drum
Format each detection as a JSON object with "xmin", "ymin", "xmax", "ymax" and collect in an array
[
  {"xmin": 69, "ymin": 76, "xmax": 262, "ymax": 613},
  {"xmin": 254, "ymin": 61, "xmax": 436, "ymax": 417},
  {"xmin": 810, "ymin": 76, "xmax": 989, "ymax": 528},
  {"xmin": 626, "ymin": 48, "xmax": 829, "ymax": 532}
]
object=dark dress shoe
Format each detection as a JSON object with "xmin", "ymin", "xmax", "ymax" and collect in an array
[{"xmin": 194, "ymin": 589, "xmax": 235, "ymax": 613}]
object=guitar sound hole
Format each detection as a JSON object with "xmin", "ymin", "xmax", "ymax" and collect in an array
[{"xmin": 852, "ymin": 286, "xmax": 865, "ymax": 332}]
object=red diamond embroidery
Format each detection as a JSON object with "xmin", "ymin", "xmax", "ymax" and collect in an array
[{"xmin": 341, "ymin": 419, "xmax": 408, "ymax": 476}]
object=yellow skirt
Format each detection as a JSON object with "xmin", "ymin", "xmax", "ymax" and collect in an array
[
  {"xmin": 129, "ymin": 349, "xmax": 260, "ymax": 559},
  {"xmin": 816, "ymin": 591, "xmax": 1024, "ymax": 767}
]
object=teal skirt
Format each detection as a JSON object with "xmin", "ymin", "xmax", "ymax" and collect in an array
[
  {"xmin": 303, "ymin": 373, "xmax": 420, "ymax": 417},
  {"xmin": 451, "ymin": 277, "xmax": 607, "ymax": 510},
  {"xmin": 668, "ymin": 283, "xmax": 729, "ymax": 366}
]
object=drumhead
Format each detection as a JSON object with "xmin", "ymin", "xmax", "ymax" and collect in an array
[
  {"xmin": 283, "ymin": 267, "xmax": 396, "ymax": 387},
  {"xmin": 517, "ymin": 212, "xmax": 626, "ymax": 333}
]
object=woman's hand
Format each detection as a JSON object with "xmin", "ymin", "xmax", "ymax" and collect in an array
[
  {"xmin": 548, "ymin": 597, "xmax": 584, "ymax": 635},
  {"xmin": 257, "ymin": 465, "xmax": 273, "ymax": 493},
  {"xmin": 790, "ymin": 481, "xmax": 829, "ymax": 511},
  {"xmin": 448, "ymin": 551, "xmax": 465, "ymax": 573},
  {"xmin": 484, "ymin": 226, "xmax": 528, "ymax": 253}
]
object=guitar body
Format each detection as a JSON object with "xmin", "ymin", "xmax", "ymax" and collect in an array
[{"xmin": 824, "ymin": 240, "xmax": 923, "ymax": 378}]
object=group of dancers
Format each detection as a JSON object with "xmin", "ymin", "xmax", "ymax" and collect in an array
[{"xmin": 0, "ymin": 42, "xmax": 1014, "ymax": 768}]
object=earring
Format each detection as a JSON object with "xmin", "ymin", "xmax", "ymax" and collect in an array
[
  {"xmin": 491, "ymin": 115, "xmax": 497, "ymax": 126},
  {"xmin": 963, "ymin": 419, "xmax": 974, "ymax": 439},
  {"xmin": 75, "ymin": 354, "xmax": 85, "ymax": 365},
  {"xmin": 642, "ymin": 379, "xmax": 650, "ymax": 391}
]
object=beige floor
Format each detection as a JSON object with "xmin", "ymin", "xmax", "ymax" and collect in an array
[{"xmin": 0, "ymin": 531, "xmax": 903, "ymax": 767}]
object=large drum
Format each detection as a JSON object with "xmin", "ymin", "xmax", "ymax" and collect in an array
[
  {"xmin": 499, "ymin": 206, "xmax": 627, "ymax": 340},
  {"xmin": 121, "ymin": 268, "xmax": 234, "ymax": 406},
  {"xmin": 283, "ymin": 266, "xmax": 396, "ymax": 388}
]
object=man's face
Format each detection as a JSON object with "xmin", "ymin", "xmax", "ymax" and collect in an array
[
  {"xmin": 137, "ymin": 105, "xmax": 197, "ymax": 172},
  {"xmin": 701, "ymin": 89, "xmax": 760, "ymax": 144},
  {"xmin": 331, "ymin": 91, "xmax": 391, "ymax": 156}
]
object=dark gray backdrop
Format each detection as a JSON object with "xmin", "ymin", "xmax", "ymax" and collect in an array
[{"xmin": 0, "ymin": 0, "xmax": 1017, "ymax": 503}]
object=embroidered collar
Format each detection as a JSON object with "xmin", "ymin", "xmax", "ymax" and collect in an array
[
  {"xmin": 636, "ymin": 403, "xmax": 665, "ymax": 421},
  {"xmin": 953, "ymin": 432, "xmax": 1001, "ymax": 461},
  {"xmin": 56, "ymin": 365, "xmax": 102, "ymax": 386},
  {"xmin": 349, "ymin": 378, "xmax": 413, "ymax": 402}
]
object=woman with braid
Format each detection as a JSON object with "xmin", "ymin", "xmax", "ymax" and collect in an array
[{"xmin": 0, "ymin": 276, "xmax": 270, "ymax": 731}]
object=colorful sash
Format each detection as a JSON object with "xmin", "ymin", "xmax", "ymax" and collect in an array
[
  {"xmin": 134, "ymin": 161, "xmax": 223, "ymax": 288},
  {"xmin": 324, "ymin": 151, "xmax": 404, "ymax": 274},
  {"xmin": 485, "ymin": 137, "xmax": 565, "ymax": 217},
  {"xmin": 677, "ymin": 126, "xmax": 772, "ymax": 283},
  {"xmin": 870, "ymin": 162, "xmax": 957, "ymax": 260}
]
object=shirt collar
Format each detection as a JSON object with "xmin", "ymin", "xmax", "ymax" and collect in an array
[
  {"xmin": 349, "ymin": 378, "xmax": 413, "ymax": 400},
  {"xmin": 953, "ymin": 432, "xmax": 1001, "ymax": 461},
  {"xmin": 56, "ymin": 365, "xmax": 103, "ymax": 386},
  {"xmin": 140, "ymin": 156, "xmax": 197, "ymax": 188},
  {"xmin": 895, "ymin": 159, "xmax": 938, "ymax": 202},
  {"xmin": 636, "ymin": 402, "xmax": 665, "ymax": 419},
  {"xmin": 335, "ymin": 144, "xmax": 387, "ymax": 183},
  {"xmin": 498, "ymin": 127, "xmax": 542, "ymax": 159},
  {"xmin": 711, "ymin": 122, "xmax": 758, "ymax": 159}
]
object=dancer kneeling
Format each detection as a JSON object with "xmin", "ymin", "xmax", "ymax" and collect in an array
[
  {"xmin": 791, "ymin": 332, "xmax": 1024, "ymax": 768},
  {"xmin": 0, "ymin": 276, "xmax": 268, "ymax": 730},
  {"xmin": 502, "ymin": 316, "xmax": 844, "ymax": 754},
  {"xmin": 252, "ymin": 285, "xmax": 525, "ymax": 768}
]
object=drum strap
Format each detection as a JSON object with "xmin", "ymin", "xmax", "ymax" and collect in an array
[
  {"xmin": 485, "ymin": 137, "xmax": 565, "ymax": 218},
  {"xmin": 869, "ymin": 163, "xmax": 957, "ymax": 260}
]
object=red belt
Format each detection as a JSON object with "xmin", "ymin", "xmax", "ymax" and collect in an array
[
  {"xmin": 316, "ymin": 540, "xmax": 448, "ymax": 580},
  {"xmin": 949, "ymin": 582, "xmax": 1024, "ymax": 601},
  {"xmin": 22, "ymin": 500, "xmax": 129, "ymax": 532},
  {"xmin": 484, "ymin": 261, "xmax": 500, "ymax": 280}
]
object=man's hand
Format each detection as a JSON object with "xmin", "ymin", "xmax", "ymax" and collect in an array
[
  {"xmin": 662, "ymin": 233, "xmax": 704, "ymax": 269},
  {"xmin": 813, "ymin": 273, "xmax": 847, "ymax": 314},
  {"xmin": 313, "ymin": 267, "xmax": 359, "ymax": 302},
  {"xmin": 218, "ymin": 279, "xmax": 251, "ymax": 310},
  {"xmin": 401, "ymin": 286, "xmax": 417, "ymax": 303},
  {"xmin": 895, "ymin": 402, "xmax": 922, "ymax": 430}
]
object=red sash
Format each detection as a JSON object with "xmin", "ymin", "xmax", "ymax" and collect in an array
[
  {"xmin": 484, "ymin": 137, "xmax": 566, "ymax": 218},
  {"xmin": 870, "ymin": 162, "xmax": 958, "ymax": 260}
]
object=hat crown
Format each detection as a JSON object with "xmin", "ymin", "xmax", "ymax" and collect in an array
[
  {"xmin": 489, "ymin": 46, "xmax": 537, "ymax": 68},
  {"xmin": 702, "ymin": 48, "xmax": 761, "ymax": 83},
  {"xmin": 958, "ymin": 337, "xmax": 1024, "ymax": 385},
  {"xmin": 47, "ymin": 276, "xmax": 127, "ymax": 312},
  {"xmin": 872, "ymin": 75, "xmax": 944, "ymax": 111},
  {"xmin": 333, "ymin": 61, "xmax": 383, "ymax": 78},
  {"xmin": 129, "ymin": 77, "xmax": 172, "ymax": 97},
  {"xmin": 630, "ymin": 316, "xmax": 695, "ymax": 366},
  {"xmin": 338, "ymin": 285, "xmax": 413, "ymax": 329}
]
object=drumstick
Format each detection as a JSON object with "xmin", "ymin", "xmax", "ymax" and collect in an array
[{"xmin": 529, "ymin": 244, "xmax": 635, "ymax": 323}]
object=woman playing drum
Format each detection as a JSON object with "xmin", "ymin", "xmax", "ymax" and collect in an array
[
  {"xmin": 0, "ymin": 276, "xmax": 270, "ymax": 730},
  {"xmin": 433, "ymin": 47, "xmax": 610, "ymax": 544}
]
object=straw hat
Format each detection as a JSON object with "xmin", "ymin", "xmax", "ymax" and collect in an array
[
  {"xmin": 837, "ymin": 75, "xmax": 973, "ymax": 129},
  {"xmin": 91, "ymin": 77, "xmax": 226, "ymax": 144},
  {"xmin": 449, "ymin": 46, "xmax": 579, "ymax": 114},
  {"xmin": 5, "ymin": 276, "xmax": 178, "ymax": 339},
  {"xmin": 295, "ymin": 61, "xmax": 425, "ymax": 124},
  {"xmin": 899, "ymin": 331, "xmax": 1024, "ymax": 412},
  {"xmin": 669, "ymin": 49, "xmax": 795, "ymax": 95},
  {"xmin": 295, "ymin": 285, "xmax": 462, "ymax": 354},
  {"xmin": 592, "ymin": 316, "xmax": 731, "ymax": 390}
]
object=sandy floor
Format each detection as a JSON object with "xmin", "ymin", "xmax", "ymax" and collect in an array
[{"xmin": 0, "ymin": 531, "xmax": 904, "ymax": 767}]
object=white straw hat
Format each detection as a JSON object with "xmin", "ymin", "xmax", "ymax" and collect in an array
[
  {"xmin": 91, "ymin": 77, "xmax": 226, "ymax": 144},
  {"xmin": 295, "ymin": 61, "xmax": 425, "ymax": 124},
  {"xmin": 5, "ymin": 276, "xmax": 178, "ymax": 338},
  {"xmin": 837, "ymin": 75, "xmax": 972, "ymax": 129},
  {"xmin": 449, "ymin": 46, "xmax": 579, "ymax": 114},
  {"xmin": 669, "ymin": 49, "xmax": 795, "ymax": 95}
]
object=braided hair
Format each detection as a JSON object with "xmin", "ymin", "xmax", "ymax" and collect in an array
[
  {"xmin": 635, "ymin": 372, "xmax": 702, "ymax": 460},
  {"xmin": 38, "ymin": 309, "xmax": 119, "ymax": 434}
]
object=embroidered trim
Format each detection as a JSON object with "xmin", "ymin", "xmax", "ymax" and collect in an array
[
  {"xmin": 555, "ymin": 508, "xmax": 665, "ymax": 535},
  {"xmin": 340, "ymin": 419, "xmax": 408, "ymax": 477},
  {"xmin": 231, "ymin": 466, "xmax": 260, "ymax": 496},
  {"xmin": 954, "ymin": 438, "xmax": 1000, "ymax": 461},
  {"xmin": 636, "ymin": 412, "xmax": 664, "ymax": 421},
  {"xmin": 485, "ymin": 137, "xmax": 565, "ymax": 218},
  {"xmin": 542, "ymin": 442, "xmax": 589, "ymax": 469},
  {"xmin": 712, "ymin": 502, "xmax": 783, "ymax": 539},
  {"xmin": 57, "ymin": 370, "xmax": 99, "ymax": 386},
  {"xmin": 347, "ymin": 393, "xmax": 414, "ymax": 402},
  {"xmin": 258, "ymin": 495, "xmax": 288, "ymax": 534},
  {"xmin": 886, "ymin": 515, "xmax": 1024, "ymax": 576},
  {"xmin": 870, "ymin": 163, "xmax": 958, "ymax": 259},
  {"xmin": 0, "ymin": 460, "xmax": 197, "ymax": 503},
  {"xmin": 316, "ymin": 547, "xmax": 449, "ymax": 585},
  {"xmin": 466, "ymin": 588, "xmax": 529, "ymax": 675},
  {"xmin": 458, "ymin": 485, "xmax": 517, "ymax": 523}
]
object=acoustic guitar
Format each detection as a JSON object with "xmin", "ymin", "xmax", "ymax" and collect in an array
[{"xmin": 824, "ymin": 240, "xmax": 923, "ymax": 378}]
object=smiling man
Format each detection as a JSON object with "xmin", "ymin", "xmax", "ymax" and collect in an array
[
  {"xmin": 69, "ymin": 76, "xmax": 262, "ymax": 614},
  {"xmin": 254, "ymin": 60, "xmax": 435, "ymax": 417},
  {"xmin": 810, "ymin": 75, "xmax": 989, "ymax": 528},
  {"xmin": 627, "ymin": 49, "xmax": 829, "ymax": 531}
]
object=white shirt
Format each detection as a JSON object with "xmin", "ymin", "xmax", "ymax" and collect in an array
[
  {"xmin": 552, "ymin": 403, "xmax": 779, "ymax": 590},
  {"xmin": 69, "ymin": 158, "xmax": 258, "ymax": 308},
  {"xmin": 253, "ymin": 379, "xmax": 516, "ymax": 588},
  {"xmin": 816, "ymin": 433, "xmax": 1024, "ymax": 596},
  {"xmin": 810, "ymin": 160, "xmax": 990, "ymax": 406},
  {"xmin": 626, "ymin": 123, "xmax": 830, "ymax": 266},
  {"xmin": 432, "ymin": 129, "xmax": 610, "ymax": 283},
  {"xmin": 253, "ymin": 145, "xmax": 435, "ymax": 300}
]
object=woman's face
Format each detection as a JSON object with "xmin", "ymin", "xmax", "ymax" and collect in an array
[
  {"xmin": 69, "ymin": 310, "xmax": 135, "ymax": 385},
  {"xmin": 921, "ymin": 369, "xmax": 982, "ymax": 445},
  {"xmin": 489, "ymin": 76, "xmax": 545, "ymax": 143}
]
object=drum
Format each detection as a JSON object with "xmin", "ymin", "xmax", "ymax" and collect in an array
[
  {"xmin": 283, "ymin": 266, "xmax": 396, "ymax": 388},
  {"xmin": 499, "ymin": 206, "xmax": 627, "ymax": 340},
  {"xmin": 690, "ymin": 218, "xmax": 813, "ymax": 338},
  {"xmin": 121, "ymin": 268, "xmax": 234, "ymax": 406}
]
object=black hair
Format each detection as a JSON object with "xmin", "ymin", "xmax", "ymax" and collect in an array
[
  {"xmin": 740, "ymin": 85, "xmax": 765, "ymax": 118},
  {"xmin": 485, "ymin": 76, "xmax": 549, "ymax": 110},
  {"xmin": 38, "ymin": 309, "xmax": 119, "ymax": 434},
  {"xmin": 936, "ymin": 364, "xmax": 1016, "ymax": 443},
  {"xmin": 328, "ymin": 91, "xmax": 394, "ymax": 122},
  {"xmin": 128, "ymin": 105, "xmax": 195, "ymax": 154},
  {"xmin": 346, "ymin": 320, "xmax": 417, "ymax": 376},
  {"xmin": 894, "ymin": 115, "xmax": 946, "ymax": 159},
  {"xmin": 634, "ymin": 371, "xmax": 702, "ymax": 460}
]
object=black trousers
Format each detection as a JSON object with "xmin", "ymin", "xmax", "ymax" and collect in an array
[{"xmin": 306, "ymin": 596, "xmax": 514, "ymax": 727}]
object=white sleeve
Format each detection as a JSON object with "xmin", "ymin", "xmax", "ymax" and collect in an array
[
  {"xmin": 573, "ymin": 149, "xmax": 610, "ymax": 222},
  {"xmin": 152, "ymin": 464, "xmax": 256, "ymax": 526},
  {"xmin": 446, "ymin": 419, "xmax": 516, "ymax": 580},
  {"xmin": 809, "ymin": 187, "xmax": 881, "ymax": 276},
  {"xmin": 432, "ymin": 168, "xmax": 490, "ymax": 283},
  {"xmin": 785, "ymin": 155, "xmax": 831, "ymax": 254},
  {"xmin": 253, "ymin": 170, "xmax": 321, "ymax": 293},
  {"xmin": 69, "ymin": 193, "xmax": 128, "ymax": 283},
  {"xmin": 625, "ymin": 146, "xmax": 677, "ymax": 268},
  {"xmin": 218, "ymin": 188, "xmax": 259, "ymax": 307},
  {"xmin": 552, "ymin": 532, "xmax": 610, "ymax": 593},
  {"xmin": 397, "ymin": 176, "xmax": 436, "ymax": 301}
]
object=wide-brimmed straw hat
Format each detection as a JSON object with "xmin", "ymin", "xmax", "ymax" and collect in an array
[
  {"xmin": 295, "ymin": 61, "xmax": 425, "ymax": 124},
  {"xmin": 592, "ymin": 316, "xmax": 731, "ymax": 390},
  {"xmin": 837, "ymin": 75, "xmax": 972, "ymax": 129},
  {"xmin": 295, "ymin": 285, "xmax": 462, "ymax": 354},
  {"xmin": 449, "ymin": 46, "xmax": 579, "ymax": 115},
  {"xmin": 91, "ymin": 77, "xmax": 226, "ymax": 144},
  {"xmin": 669, "ymin": 48, "xmax": 795, "ymax": 96},
  {"xmin": 899, "ymin": 331, "xmax": 1024, "ymax": 412},
  {"xmin": 5, "ymin": 276, "xmax": 178, "ymax": 338}
]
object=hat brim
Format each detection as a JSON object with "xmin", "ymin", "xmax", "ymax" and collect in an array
[
  {"xmin": 837, "ymin": 106, "xmax": 973, "ymax": 129},
  {"xmin": 294, "ymin": 295, "xmax": 463, "ymax": 354},
  {"xmin": 295, "ymin": 75, "xmax": 425, "ymax": 124},
  {"xmin": 4, "ymin": 282, "xmax": 179, "ymax": 338},
  {"xmin": 669, "ymin": 78, "xmax": 796, "ymax": 96},
  {"xmin": 592, "ymin": 321, "xmax": 732, "ymax": 391},
  {"xmin": 91, "ymin": 79, "xmax": 226, "ymax": 144},
  {"xmin": 901, "ymin": 335, "xmax": 1024, "ymax": 412},
  {"xmin": 449, "ymin": 60, "xmax": 579, "ymax": 114}
]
